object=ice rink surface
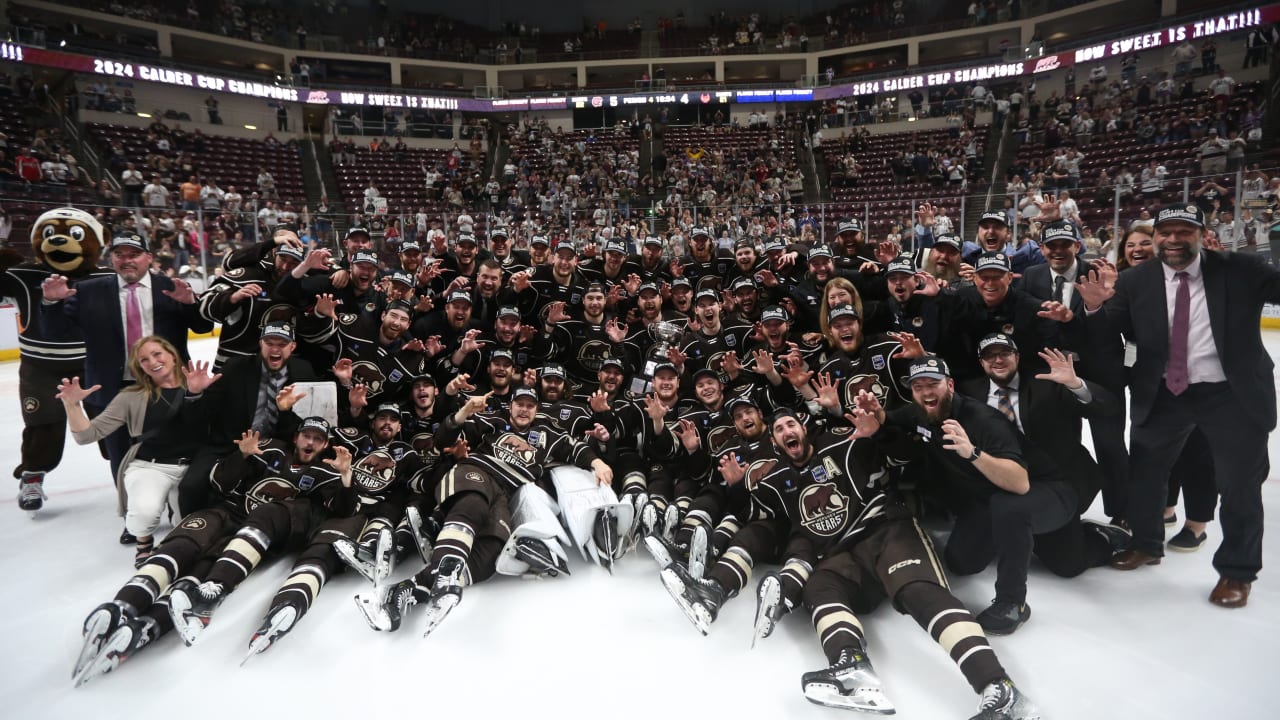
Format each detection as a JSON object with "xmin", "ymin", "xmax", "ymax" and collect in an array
[{"xmin": 0, "ymin": 336, "xmax": 1276, "ymax": 720}]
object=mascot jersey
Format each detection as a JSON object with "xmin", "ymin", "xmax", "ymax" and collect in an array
[{"xmin": 0, "ymin": 208, "xmax": 112, "ymax": 364}]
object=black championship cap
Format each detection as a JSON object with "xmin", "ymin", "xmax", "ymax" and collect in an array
[
  {"xmin": 827, "ymin": 302, "xmax": 860, "ymax": 322},
  {"xmin": 110, "ymin": 233, "xmax": 150, "ymax": 253},
  {"xmin": 1154, "ymin": 203, "xmax": 1206, "ymax": 228},
  {"xmin": 974, "ymin": 251, "xmax": 1012, "ymax": 274},
  {"xmin": 978, "ymin": 332, "xmax": 1019, "ymax": 356},
  {"xmin": 298, "ymin": 416, "xmax": 332, "ymax": 437},
  {"xmin": 908, "ymin": 355, "xmax": 951, "ymax": 381},
  {"xmin": 260, "ymin": 321, "xmax": 295, "ymax": 341}
]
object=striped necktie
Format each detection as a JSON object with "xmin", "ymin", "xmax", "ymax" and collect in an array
[{"xmin": 995, "ymin": 386, "xmax": 1017, "ymax": 425}]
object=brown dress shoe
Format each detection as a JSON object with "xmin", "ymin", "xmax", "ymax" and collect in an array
[
  {"xmin": 1109, "ymin": 549, "xmax": 1162, "ymax": 570},
  {"xmin": 1209, "ymin": 577, "xmax": 1251, "ymax": 608}
]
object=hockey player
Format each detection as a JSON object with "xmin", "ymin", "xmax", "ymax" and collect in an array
[
  {"xmin": 201, "ymin": 229, "xmax": 305, "ymax": 369},
  {"xmin": 539, "ymin": 283, "xmax": 628, "ymax": 387},
  {"xmin": 357, "ymin": 386, "xmax": 612, "ymax": 636},
  {"xmin": 166, "ymin": 423, "xmax": 356, "ymax": 646},
  {"xmin": 662, "ymin": 372, "xmax": 1041, "ymax": 718},
  {"xmin": 71, "ymin": 417, "xmax": 348, "ymax": 685}
]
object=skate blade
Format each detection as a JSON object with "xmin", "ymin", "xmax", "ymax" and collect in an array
[
  {"xmin": 72, "ymin": 609, "xmax": 115, "ymax": 679},
  {"xmin": 372, "ymin": 530, "xmax": 396, "ymax": 588},
  {"xmin": 241, "ymin": 605, "xmax": 298, "ymax": 665},
  {"xmin": 421, "ymin": 593, "xmax": 460, "ymax": 638},
  {"xmin": 659, "ymin": 566, "xmax": 711, "ymax": 636},
  {"xmin": 333, "ymin": 541, "xmax": 377, "ymax": 585},
  {"xmin": 803, "ymin": 682, "xmax": 897, "ymax": 714},
  {"xmin": 643, "ymin": 535, "xmax": 673, "ymax": 568},
  {"xmin": 751, "ymin": 576, "xmax": 782, "ymax": 649},
  {"xmin": 166, "ymin": 590, "xmax": 205, "ymax": 647},
  {"xmin": 73, "ymin": 626, "xmax": 133, "ymax": 688},
  {"xmin": 353, "ymin": 590, "xmax": 391, "ymax": 632}
]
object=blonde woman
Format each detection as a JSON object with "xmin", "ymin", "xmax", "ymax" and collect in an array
[{"xmin": 58, "ymin": 336, "xmax": 221, "ymax": 567}]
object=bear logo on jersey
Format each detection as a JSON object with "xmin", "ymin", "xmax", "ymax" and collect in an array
[
  {"xmin": 180, "ymin": 517, "xmax": 208, "ymax": 530},
  {"xmin": 745, "ymin": 457, "xmax": 777, "ymax": 491},
  {"xmin": 843, "ymin": 374, "xmax": 888, "ymax": 409},
  {"xmin": 350, "ymin": 361, "xmax": 386, "ymax": 396},
  {"xmin": 493, "ymin": 433, "xmax": 537, "ymax": 468},
  {"xmin": 352, "ymin": 450, "xmax": 397, "ymax": 492},
  {"xmin": 246, "ymin": 477, "xmax": 299, "ymax": 511},
  {"xmin": 798, "ymin": 482, "xmax": 849, "ymax": 536},
  {"xmin": 577, "ymin": 340, "xmax": 611, "ymax": 373},
  {"xmin": 707, "ymin": 424, "xmax": 737, "ymax": 456}
]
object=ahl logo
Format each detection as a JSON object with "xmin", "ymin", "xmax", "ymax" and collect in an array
[
  {"xmin": 1032, "ymin": 56, "xmax": 1061, "ymax": 73},
  {"xmin": 798, "ymin": 482, "xmax": 849, "ymax": 536},
  {"xmin": 306, "ymin": 90, "xmax": 330, "ymax": 104},
  {"xmin": 888, "ymin": 558, "xmax": 922, "ymax": 575}
]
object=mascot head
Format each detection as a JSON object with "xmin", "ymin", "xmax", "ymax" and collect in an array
[{"xmin": 29, "ymin": 207, "xmax": 104, "ymax": 276}]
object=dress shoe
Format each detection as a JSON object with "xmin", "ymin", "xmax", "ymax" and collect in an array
[
  {"xmin": 975, "ymin": 599, "xmax": 1031, "ymax": 636},
  {"xmin": 1209, "ymin": 577, "xmax": 1251, "ymax": 608},
  {"xmin": 119, "ymin": 528, "xmax": 138, "ymax": 545},
  {"xmin": 1109, "ymin": 549, "xmax": 1161, "ymax": 570},
  {"xmin": 1167, "ymin": 527, "xmax": 1207, "ymax": 552}
]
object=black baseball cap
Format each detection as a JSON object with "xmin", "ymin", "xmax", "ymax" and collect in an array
[
  {"xmin": 1154, "ymin": 204, "xmax": 1206, "ymax": 228},
  {"xmin": 600, "ymin": 356, "xmax": 626, "ymax": 372},
  {"xmin": 530, "ymin": 235, "xmax": 550, "ymax": 247},
  {"xmin": 978, "ymin": 333, "xmax": 1019, "ymax": 356},
  {"xmin": 446, "ymin": 290, "xmax": 473, "ymax": 305},
  {"xmin": 399, "ymin": 241, "xmax": 422, "ymax": 254},
  {"xmin": 604, "ymin": 239, "xmax": 628, "ymax": 255},
  {"xmin": 692, "ymin": 367, "xmax": 722, "ymax": 383},
  {"xmin": 908, "ymin": 355, "xmax": 951, "ymax": 381},
  {"xmin": 512, "ymin": 386, "xmax": 540, "ymax": 403},
  {"xmin": 974, "ymin": 252, "xmax": 1012, "ymax": 274},
  {"xmin": 275, "ymin": 244, "xmax": 305, "ymax": 261},
  {"xmin": 541, "ymin": 363, "xmax": 566, "ymax": 379},
  {"xmin": 373, "ymin": 402, "xmax": 402, "ymax": 418},
  {"xmin": 671, "ymin": 277, "xmax": 692, "ymax": 290},
  {"xmin": 837, "ymin": 219, "xmax": 863, "ymax": 234},
  {"xmin": 110, "ymin": 233, "xmax": 150, "ymax": 253},
  {"xmin": 455, "ymin": 233, "xmax": 478, "ymax": 246},
  {"xmin": 730, "ymin": 276, "xmax": 757, "ymax": 292},
  {"xmin": 388, "ymin": 271, "xmax": 414, "ymax": 287},
  {"xmin": 260, "ymin": 321, "xmax": 295, "ymax": 341},
  {"xmin": 297, "ymin": 416, "xmax": 332, "ymax": 437},
  {"xmin": 886, "ymin": 256, "xmax": 916, "ymax": 275},
  {"xmin": 345, "ymin": 227, "xmax": 371, "ymax": 240},
  {"xmin": 808, "ymin": 245, "xmax": 834, "ymax": 260},
  {"xmin": 489, "ymin": 348, "xmax": 515, "ymax": 364},
  {"xmin": 761, "ymin": 305, "xmax": 790, "ymax": 324},
  {"xmin": 695, "ymin": 288, "xmax": 719, "ymax": 304},
  {"xmin": 726, "ymin": 394, "xmax": 761, "ymax": 413},
  {"xmin": 827, "ymin": 303, "xmax": 859, "ymax": 322},
  {"xmin": 934, "ymin": 233, "xmax": 963, "ymax": 251},
  {"xmin": 1040, "ymin": 220, "xmax": 1081, "ymax": 244},
  {"xmin": 496, "ymin": 306, "xmax": 521, "ymax": 320},
  {"xmin": 350, "ymin": 250, "xmax": 379, "ymax": 266},
  {"xmin": 651, "ymin": 361, "xmax": 680, "ymax": 376},
  {"xmin": 643, "ymin": 236, "xmax": 663, "ymax": 247},
  {"xmin": 979, "ymin": 210, "xmax": 1009, "ymax": 226}
]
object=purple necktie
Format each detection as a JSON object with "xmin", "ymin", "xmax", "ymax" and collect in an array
[
  {"xmin": 125, "ymin": 282, "xmax": 143, "ymax": 353},
  {"xmin": 1166, "ymin": 271, "xmax": 1190, "ymax": 395}
]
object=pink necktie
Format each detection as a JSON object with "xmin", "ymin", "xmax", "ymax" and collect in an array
[
  {"xmin": 1166, "ymin": 272, "xmax": 1190, "ymax": 395},
  {"xmin": 125, "ymin": 282, "xmax": 143, "ymax": 352}
]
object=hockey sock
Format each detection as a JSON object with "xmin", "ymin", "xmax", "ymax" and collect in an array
[
  {"xmin": 204, "ymin": 526, "xmax": 273, "ymax": 592},
  {"xmin": 811, "ymin": 600, "xmax": 868, "ymax": 665},
  {"xmin": 676, "ymin": 508, "xmax": 714, "ymax": 547},
  {"xmin": 417, "ymin": 492, "xmax": 485, "ymax": 585},
  {"xmin": 707, "ymin": 546, "xmax": 756, "ymax": 596},
  {"xmin": 271, "ymin": 562, "xmax": 328, "ymax": 618},
  {"xmin": 711, "ymin": 515, "xmax": 741, "ymax": 557},
  {"xmin": 115, "ymin": 536, "xmax": 201, "ymax": 611},
  {"xmin": 621, "ymin": 472, "xmax": 647, "ymax": 495},
  {"xmin": 897, "ymin": 581, "xmax": 1007, "ymax": 693},
  {"xmin": 358, "ymin": 516, "xmax": 393, "ymax": 547}
]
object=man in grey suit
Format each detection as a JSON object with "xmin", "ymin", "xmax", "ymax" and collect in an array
[{"xmin": 1078, "ymin": 204, "xmax": 1280, "ymax": 608}]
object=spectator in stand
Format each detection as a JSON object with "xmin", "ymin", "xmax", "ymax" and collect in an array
[
  {"xmin": 179, "ymin": 175, "xmax": 201, "ymax": 211},
  {"xmin": 1198, "ymin": 129, "xmax": 1230, "ymax": 175},
  {"xmin": 199, "ymin": 179, "xmax": 224, "ymax": 213},
  {"xmin": 1209, "ymin": 69, "xmax": 1236, "ymax": 112},
  {"xmin": 1172, "ymin": 38, "xmax": 1198, "ymax": 77},
  {"xmin": 16, "ymin": 148, "xmax": 41, "ymax": 183},
  {"xmin": 143, "ymin": 174, "xmax": 170, "ymax": 209}
]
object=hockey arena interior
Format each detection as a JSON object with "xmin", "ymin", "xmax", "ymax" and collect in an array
[{"xmin": 2, "ymin": 1, "xmax": 1280, "ymax": 718}]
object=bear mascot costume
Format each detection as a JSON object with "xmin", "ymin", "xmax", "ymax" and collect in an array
[{"xmin": 0, "ymin": 207, "xmax": 112, "ymax": 513}]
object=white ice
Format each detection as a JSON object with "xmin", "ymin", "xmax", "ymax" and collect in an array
[{"xmin": 0, "ymin": 336, "xmax": 1276, "ymax": 720}]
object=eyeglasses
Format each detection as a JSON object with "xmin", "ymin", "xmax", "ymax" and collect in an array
[{"xmin": 980, "ymin": 350, "xmax": 1016, "ymax": 362}]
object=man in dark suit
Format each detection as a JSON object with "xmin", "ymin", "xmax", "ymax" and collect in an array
[
  {"xmin": 1021, "ymin": 220, "xmax": 1131, "ymax": 523},
  {"xmin": 1078, "ymin": 204, "xmax": 1280, "ymax": 608},
  {"xmin": 178, "ymin": 321, "xmax": 319, "ymax": 514},
  {"xmin": 40, "ymin": 233, "xmax": 212, "ymax": 482}
]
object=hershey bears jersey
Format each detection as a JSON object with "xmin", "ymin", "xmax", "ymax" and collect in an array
[
  {"xmin": 199, "ymin": 264, "xmax": 298, "ymax": 367},
  {"xmin": 440, "ymin": 413, "xmax": 599, "ymax": 492},
  {"xmin": 813, "ymin": 335, "xmax": 910, "ymax": 413},
  {"xmin": 1, "ymin": 264, "xmax": 114, "ymax": 363},
  {"xmin": 679, "ymin": 321, "xmax": 753, "ymax": 384},
  {"xmin": 752, "ymin": 429, "xmax": 889, "ymax": 566},
  {"xmin": 210, "ymin": 439, "xmax": 351, "ymax": 518},
  {"xmin": 331, "ymin": 429, "xmax": 424, "ymax": 508},
  {"xmin": 544, "ymin": 313, "xmax": 622, "ymax": 386}
]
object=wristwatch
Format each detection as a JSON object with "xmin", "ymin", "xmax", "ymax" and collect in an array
[{"xmin": 967, "ymin": 447, "xmax": 982, "ymax": 462}]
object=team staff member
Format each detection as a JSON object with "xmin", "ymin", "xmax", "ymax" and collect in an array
[
  {"xmin": 868, "ymin": 355, "xmax": 1087, "ymax": 635},
  {"xmin": 1077, "ymin": 204, "xmax": 1280, "ymax": 608}
]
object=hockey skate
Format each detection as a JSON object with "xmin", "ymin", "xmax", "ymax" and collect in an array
[
  {"xmin": 514, "ymin": 536, "xmax": 571, "ymax": 578},
  {"xmin": 660, "ymin": 503, "xmax": 681, "ymax": 541},
  {"xmin": 421, "ymin": 556, "xmax": 468, "ymax": 638},
  {"xmin": 168, "ymin": 579, "xmax": 227, "ymax": 647},
  {"xmin": 659, "ymin": 562, "xmax": 725, "ymax": 636},
  {"xmin": 751, "ymin": 572, "xmax": 789, "ymax": 648},
  {"xmin": 403, "ymin": 506, "xmax": 438, "ymax": 564},
  {"xmin": 591, "ymin": 506, "xmax": 622, "ymax": 573},
  {"xmin": 643, "ymin": 533, "xmax": 687, "ymax": 569},
  {"xmin": 801, "ymin": 647, "xmax": 896, "ymax": 714},
  {"xmin": 687, "ymin": 525, "xmax": 709, "ymax": 580},
  {"xmin": 355, "ymin": 577, "xmax": 427, "ymax": 632},
  {"xmin": 72, "ymin": 601, "xmax": 129, "ymax": 681},
  {"xmin": 334, "ymin": 528, "xmax": 394, "ymax": 586},
  {"xmin": 970, "ymin": 679, "xmax": 1041, "ymax": 720},
  {"xmin": 17, "ymin": 473, "xmax": 46, "ymax": 515},
  {"xmin": 74, "ymin": 615, "xmax": 159, "ymax": 688},
  {"xmin": 242, "ymin": 602, "xmax": 302, "ymax": 665}
]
